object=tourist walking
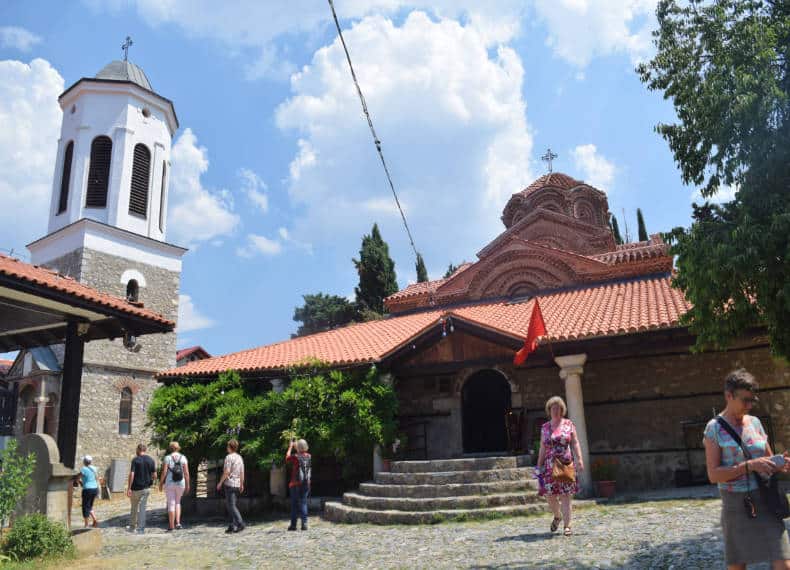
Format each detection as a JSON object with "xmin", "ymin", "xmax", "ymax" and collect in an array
[
  {"xmin": 703, "ymin": 368, "xmax": 790, "ymax": 569},
  {"xmin": 216, "ymin": 438, "xmax": 245, "ymax": 533},
  {"xmin": 159, "ymin": 441, "xmax": 190, "ymax": 531},
  {"xmin": 536, "ymin": 396, "xmax": 584, "ymax": 536},
  {"xmin": 286, "ymin": 438, "xmax": 311, "ymax": 531},
  {"xmin": 78, "ymin": 455, "xmax": 99, "ymax": 528},
  {"xmin": 126, "ymin": 443, "xmax": 156, "ymax": 534}
]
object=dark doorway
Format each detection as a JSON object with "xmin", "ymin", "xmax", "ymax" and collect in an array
[{"xmin": 462, "ymin": 369, "xmax": 511, "ymax": 453}]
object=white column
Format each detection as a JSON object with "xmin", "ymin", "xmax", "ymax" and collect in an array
[
  {"xmin": 35, "ymin": 379, "xmax": 48, "ymax": 434},
  {"xmin": 554, "ymin": 354, "xmax": 592, "ymax": 497},
  {"xmin": 269, "ymin": 379, "xmax": 285, "ymax": 393}
]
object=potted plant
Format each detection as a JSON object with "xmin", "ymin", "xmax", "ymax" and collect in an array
[{"xmin": 591, "ymin": 457, "xmax": 618, "ymax": 498}]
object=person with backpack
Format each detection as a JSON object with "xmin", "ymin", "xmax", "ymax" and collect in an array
[
  {"xmin": 285, "ymin": 438, "xmax": 311, "ymax": 531},
  {"xmin": 78, "ymin": 455, "xmax": 99, "ymax": 528},
  {"xmin": 216, "ymin": 438, "xmax": 246, "ymax": 533},
  {"xmin": 158, "ymin": 441, "xmax": 190, "ymax": 531}
]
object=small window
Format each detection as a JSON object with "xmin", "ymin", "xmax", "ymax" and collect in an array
[
  {"xmin": 57, "ymin": 141, "xmax": 74, "ymax": 214},
  {"xmin": 86, "ymin": 136, "xmax": 112, "ymax": 208},
  {"xmin": 118, "ymin": 388, "xmax": 132, "ymax": 435},
  {"xmin": 126, "ymin": 279, "xmax": 139, "ymax": 302},
  {"xmin": 159, "ymin": 161, "xmax": 167, "ymax": 232},
  {"xmin": 119, "ymin": 388, "xmax": 132, "ymax": 435},
  {"xmin": 129, "ymin": 144, "xmax": 151, "ymax": 217}
]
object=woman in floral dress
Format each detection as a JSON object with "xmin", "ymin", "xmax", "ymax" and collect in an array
[{"xmin": 537, "ymin": 396, "xmax": 584, "ymax": 536}]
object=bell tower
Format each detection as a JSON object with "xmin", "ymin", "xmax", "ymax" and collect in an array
[{"xmin": 25, "ymin": 52, "xmax": 186, "ymax": 471}]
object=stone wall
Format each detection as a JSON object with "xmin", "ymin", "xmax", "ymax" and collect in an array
[
  {"xmin": 73, "ymin": 365, "xmax": 161, "ymax": 480},
  {"xmin": 42, "ymin": 246, "xmax": 179, "ymax": 477},
  {"xmin": 394, "ymin": 335, "xmax": 789, "ymax": 491}
]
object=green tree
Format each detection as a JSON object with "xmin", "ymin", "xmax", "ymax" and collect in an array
[
  {"xmin": 353, "ymin": 223, "xmax": 398, "ymax": 315},
  {"xmin": 444, "ymin": 263, "xmax": 458, "ymax": 279},
  {"xmin": 149, "ymin": 366, "xmax": 398, "ymax": 487},
  {"xmin": 415, "ymin": 253, "xmax": 429, "ymax": 283},
  {"xmin": 292, "ymin": 293, "xmax": 357, "ymax": 337},
  {"xmin": 610, "ymin": 215, "xmax": 624, "ymax": 245},
  {"xmin": 639, "ymin": 0, "xmax": 790, "ymax": 357},
  {"xmin": 636, "ymin": 208, "xmax": 648, "ymax": 242},
  {"xmin": 0, "ymin": 439, "xmax": 36, "ymax": 528}
]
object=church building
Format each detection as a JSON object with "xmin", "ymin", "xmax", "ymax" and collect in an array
[
  {"xmin": 163, "ymin": 172, "xmax": 789, "ymax": 493},
  {"xmin": 6, "ymin": 57, "xmax": 185, "ymax": 478}
]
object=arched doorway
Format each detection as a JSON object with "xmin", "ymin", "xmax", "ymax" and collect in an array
[{"xmin": 462, "ymin": 369, "xmax": 511, "ymax": 454}]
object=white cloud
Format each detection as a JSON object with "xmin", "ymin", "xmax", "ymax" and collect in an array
[
  {"xmin": 239, "ymin": 167, "xmax": 269, "ymax": 212},
  {"xmin": 0, "ymin": 58, "xmax": 63, "ymax": 254},
  {"xmin": 0, "ymin": 27, "xmax": 42, "ymax": 52},
  {"xmin": 177, "ymin": 294, "xmax": 214, "ymax": 333},
  {"xmin": 102, "ymin": 1, "xmax": 524, "ymax": 81},
  {"xmin": 236, "ymin": 233, "xmax": 283, "ymax": 258},
  {"xmin": 275, "ymin": 12, "xmax": 533, "ymax": 266},
  {"xmin": 571, "ymin": 144, "xmax": 616, "ymax": 191},
  {"xmin": 167, "ymin": 128, "xmax": 240, "ymax": 246},
  {"xmin": 691, "ymin": 183, "xmax": 737, "ymax": 204},
  {"xmin": 534, "ymin": 0, "xmax": 657, "ymax": 67}
]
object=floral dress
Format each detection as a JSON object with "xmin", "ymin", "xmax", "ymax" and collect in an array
[{"xmin": 539, "ymin": 418, "xmax": 580, "ymax": 496}]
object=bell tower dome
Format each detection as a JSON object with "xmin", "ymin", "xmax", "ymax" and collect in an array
[{"xmin": 42, "ymin": 58, "xmax": 178, "ymax": 241}]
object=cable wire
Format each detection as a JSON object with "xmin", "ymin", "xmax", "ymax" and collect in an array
[{"xmin": 327, "ymin": 0, "xmax": 420, "ymax": 260}]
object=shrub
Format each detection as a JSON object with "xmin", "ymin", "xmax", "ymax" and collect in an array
[
  {"xmin": 0, "ymin": 440, "xmax": 36, "ymax": 528},
  {"xmin": 2, "ymin": 514, "xmax": 74, "ymax": 561}
]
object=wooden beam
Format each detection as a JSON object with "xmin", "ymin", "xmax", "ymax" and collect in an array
[{"xmin": 57, "ymin": 321, "xmax": 85, "ymax": 469}]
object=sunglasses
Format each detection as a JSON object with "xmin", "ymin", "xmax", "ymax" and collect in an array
[{"xmin": 738, "ymin": 395, "xmax": 759, "ymax": 405}]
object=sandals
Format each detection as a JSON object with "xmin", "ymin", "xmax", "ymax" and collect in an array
[
  {"xmin": 550, "ymin": 517, "xmax": 561, "ymax": 532},
  {"xmin": 564, "ymin": 526, "xmax": 572, "ymax": 536}
]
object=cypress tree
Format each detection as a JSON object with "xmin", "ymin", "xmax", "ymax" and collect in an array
[
  {"xmin": 415, "ymin": 253, "xmax": 429, "ymax": 283},
  {"xmin": 353, "ymin": 223, "xmax": 399, "ymax": 315},
  {"xmin": 636, "ymin": 208, "xmax": 648, "ymax": 242},
  {"xmin": 611, "ymin": 215, "xmax": 624, "ymax": 245},
  {"xmin": 444, "ymin": 263, "xmax": 459, "ymax": 279}
]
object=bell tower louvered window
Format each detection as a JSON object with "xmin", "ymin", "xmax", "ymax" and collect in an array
[
  {"xmin": 118, "ymin": 387, "xmax": 132, "ymax": 435},
  {"xmin": 159, "ymin": 162, "xmax": 167, "ymax": 232},
  {"xmin": 129, "ymin": 143, "xmax": 151, "ymax": 217},
  {"xmin": 57, "ymin": 141, "xmax": 74, "ymax": 214},
  {"xmin": 86, "ymin": 136, "xmax": 112, "ymax": 208}
]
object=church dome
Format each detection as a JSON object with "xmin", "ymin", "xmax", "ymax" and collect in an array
[
  {"xmin": 95, "ymin": 60, "xmax": 153, "ymax": 91},
  {"xmin": 501, "ymin": 171, "xmax": 608, "ymax": 229}
]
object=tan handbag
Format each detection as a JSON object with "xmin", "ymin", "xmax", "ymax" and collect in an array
[{"xmin": 552, "ymin": 457, "xmax": 576, "ymax": 483}]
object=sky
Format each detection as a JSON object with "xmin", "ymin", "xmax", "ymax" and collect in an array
[{"xmin": 0, "ymin": 0, "xmax": 724, "ymax": 360}]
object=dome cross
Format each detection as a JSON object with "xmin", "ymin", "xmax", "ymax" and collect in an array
[
  {"xmin": 540, "ymin": 147, "xmax": 558, "ymax": 173},
  {"xmin": 121, "ymin": 36, "xmax": 133, "ymax": 61}
]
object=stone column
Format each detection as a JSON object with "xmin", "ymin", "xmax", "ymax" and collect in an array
[
  {"xmin": 269, "ymin": 379, "xmax": 285, "ymax": 393},
  {"xmin": 34, "ymin": 381, "xmax": 48, "ymax": 435},
  {"xmin": 554, "ymin": 354, "xmax": 592, "ymax": 497}
]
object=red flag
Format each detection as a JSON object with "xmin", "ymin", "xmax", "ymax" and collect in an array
[{"xmin": 513, "ymin": 298, "xmax": 547, "ymax": 365}]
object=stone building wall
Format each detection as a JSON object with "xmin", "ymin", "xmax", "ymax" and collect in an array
[
  {"xmin": 41, "ymin": 247, "xmax": 179, "ymax": 475},
  {"xmin": 394, "ymin": 332, "xmax": 789, "ymax": 491}
]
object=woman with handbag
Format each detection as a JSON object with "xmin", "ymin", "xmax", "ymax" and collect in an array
[
  {"xmin": 703, "ymin": 368, "xmax": 790, "ymax": 569},
  {"xmin": 537, "ymin": 396, "xmax": 584, "ymax": 536}
]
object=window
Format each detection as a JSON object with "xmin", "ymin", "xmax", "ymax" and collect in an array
[
  {"xmin": 119, "ymin": 388, "xmax": 132, "ymax": 435},
  {"xmin": 126, "ymin": 279, "xmax": 139, "ymax": 303},
  {"xmin": 86, "ymin": 136, "xmax": 112, "ymax": 208},
  {"xmin": 159, "ymin": 161, "xmax": 167, "ymax": 232},
  {"xmin": 57, "ymin": 141, "xmax": 74, "ymax": 214},
  {"xmin": 129, "ymin": 144, "xmax": 151, "ymax": 217}
]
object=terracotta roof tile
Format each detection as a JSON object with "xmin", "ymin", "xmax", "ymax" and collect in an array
[
  {"xmin": 0, "ymin": 253, "xmax": 172, "ymax": 326},
  {"xmin": 161, "ymin": 274, "xmax": 690, "ymax": 378},
  {"xmin": 176, "ymin": 346, "xmax": 211, "ymax": 361},
  {"xmin": 0, "ymin": 359, "xmax": 13, "ymax": 375}
]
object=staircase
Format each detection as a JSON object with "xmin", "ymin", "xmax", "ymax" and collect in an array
[{"xmin": 324, "ymin": 455, "xmax": 547, "ymax": 524}]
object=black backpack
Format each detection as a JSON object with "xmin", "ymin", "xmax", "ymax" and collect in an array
[
  {"xmin": 297, "ymin": 454, "xmax": 311, "ymax": 485},
  {"xmin": 170, "ymin": 454, "xmax": 184, "ymax": 482}
]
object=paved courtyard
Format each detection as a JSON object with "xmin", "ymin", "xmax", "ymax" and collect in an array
[{"xmin": 62, "ymin": 489, "xmax": 786, "ymax": 570}]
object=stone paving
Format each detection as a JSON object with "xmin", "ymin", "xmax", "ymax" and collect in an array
[{"xmin": 60, "ymin": 488, "xmax": 788, "ymax": 570}]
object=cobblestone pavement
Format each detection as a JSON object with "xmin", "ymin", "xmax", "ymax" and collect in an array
[{"xmin": 63, "ymin": 490, "xmax": 788, "ymax": 570}]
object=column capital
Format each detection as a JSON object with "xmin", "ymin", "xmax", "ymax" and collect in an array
[
  {"xmin": 269, "ymin": 378, "xmax": 285, "ymax": 393},
  {"xmin": 554, "ymin": 353, "xmax": 587, "ymax": 378}
]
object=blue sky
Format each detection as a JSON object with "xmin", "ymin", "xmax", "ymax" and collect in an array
[{"xmin": 0, "ymin": 1, "xmax": 720, "ymax": 359}]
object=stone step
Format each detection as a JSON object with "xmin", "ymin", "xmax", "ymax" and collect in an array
[
  {"xmin": 375, "ymin": 467, "xmax": 533, "ymax": 486},
  {"xmin": 359, "ymin": 479, "xmax": 538, "ymax": 498},
  {"xmin": 342, "ymin": 491, "xmax": 542, "ymax": 512},
  {"xmin": 323, "ymin": 502, "xmax": 548, "ymax": 525},
  {"xmin": 390, "ymin": 456, "xmax": 517, "ymax": 473}
]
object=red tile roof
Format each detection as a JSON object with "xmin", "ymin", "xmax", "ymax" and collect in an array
[
  {"xmin": 0, "ymin": 253, "xmax": 172, "ymax": 326},
  {"xmin": 0, "ymin": 359, "xmax": 13, "ymax": 375},
  {"xmin": 161, "ymin": 274, "xmax": 690, "ymax": 378},
  {"xmin": 176, "ymin": 346, "xmax": 211, "ymax": 361},
  {"xmin": 520, "ymin": 172, "xmax": 585, "ymax": 196}
]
